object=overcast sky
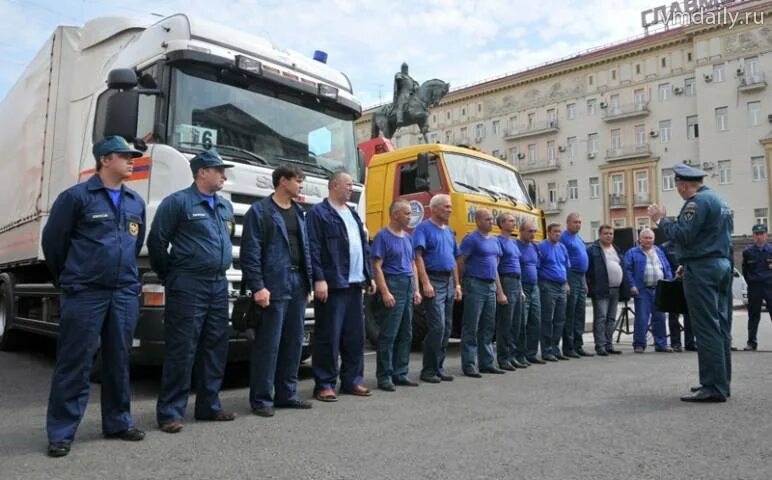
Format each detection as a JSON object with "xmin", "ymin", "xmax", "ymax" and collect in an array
[{"xmin": 1, "ymin": 0, "xmax": 661, "ymax": 107}]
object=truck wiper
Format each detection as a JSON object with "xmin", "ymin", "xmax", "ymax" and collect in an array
[
  {"xmin": 178, "ymin": 141, "xmax": 270, "ymax": 166},
  {"xmin": 454, "ymin": 181, "xmax": 480, "ymax": 192},
  {"xmin": 276, "ymin": 156, "xmax": 334, "ymax": 176},
  {"xmin": 487, "ymin": 188, "xmax": 519, "ymax": 207},
  {"xmin": 477, "ymin": 186, "xmax": 501, "ymax": 202}
]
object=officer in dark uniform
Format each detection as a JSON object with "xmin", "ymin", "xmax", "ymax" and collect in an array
[
  {"xmin": 148, "ymin": 150, "xmax": 237, "ymax": 433},
  {"xmin": 648, "ymin": 163, "xmax": 733, "ymax": 403},
  {"xmin": 43, "ymin": 136, "xmax": 146, "ymax": 457},
  {"xmin": 741, "ymin": 224, "xmax": 772, "ymax": 351}
]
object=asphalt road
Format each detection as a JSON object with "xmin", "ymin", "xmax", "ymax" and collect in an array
[{"xmin": 1, "ymin": 309, "xmax": 771, "ymax": 480}]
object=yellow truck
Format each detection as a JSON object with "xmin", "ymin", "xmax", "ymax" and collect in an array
[{"xmin": 361, "ymin": 141, "xmax": 546, "ymax": 344}]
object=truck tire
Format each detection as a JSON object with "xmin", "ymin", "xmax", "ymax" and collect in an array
[
  {"xmin": 364, "ymin": 293, "xmax": 379, "ymax": 348},
  {"xmin": 0, "ymin": 272, "xmax": 22, "ymax": 351}
]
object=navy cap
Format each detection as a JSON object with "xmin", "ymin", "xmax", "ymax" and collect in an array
[
  {"xmin": 752, "ymin": 224, "xmax": 768, "ymax": 233},
  {"xmin": 92, "ymin": 136, "xmax": 143, "ymax": 160},
  {"xmin": 673, "ymin": 163, "xmax": 707, "ymax": 181},
  {"xmin": 189, "ymin": 149, "xmax": 234, "ymax": 174}
]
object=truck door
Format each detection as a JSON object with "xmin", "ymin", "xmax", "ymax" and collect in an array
[{"xmin": 394, "ymin": 155, "xmax": 447, "ymax": 232}]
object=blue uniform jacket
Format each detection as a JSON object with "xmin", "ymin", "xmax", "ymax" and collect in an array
[
  {"xmin": 623, "ymin": 245, "xmax": 673, "ymax": 291},
  {"xmin": 306, "ymin": 199, "xmax": 373, "ymax": 289},
  {"xmin": 42, "ymin": 174, "xmax": 146, "ymax": 292},
  {"xmin": 147, "ymin": 184, "xmax": 234, "ymax": 282},
  {"xmin": 240, "ymin": 195, "xmax": 312, "ymax": 300},
  {"xmin": 586, "ymin": 241, "xmax": 630, "ymax": 300},
  {"xmin": 742, "ymin": 243, "xmax": 772, "ymax": 284},
  {"xmin": 658, "ymin": 185, "xmax": 733, "ymax": 263}
]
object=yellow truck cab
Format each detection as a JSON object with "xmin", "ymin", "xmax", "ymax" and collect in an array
[{"xmin": 362, "ymin": 142, "xmax": 546, "ymax": 344}]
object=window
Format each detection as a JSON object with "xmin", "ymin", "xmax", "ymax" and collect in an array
[
  {"xmin": 399, "ymin": 158, "xmax": 442, "ymax": 195},
  {"xmin": 492, "ymin": 120, "xmax": 501, "ymax": 136},
  {"xmin": 588, "ymin": 75, "xmax": 594, "ymax": 86},
  {"xmin": 755, "ymin": 208, "xmax": 769, "ymax": 225},
  {"xmin": 635, "ymin": 171, "xmax": 649, "ymax": 193},
  {"xmin": 547, "ymin": 141, "xmax": 557, "ymax": 163},
  {"xmin": 686, "ymin": 115, "xmax": 699, "ymax": 140},
  {"xmin": 609, "ymin": 94, "xmax": 620, "ymax": 114},
  {"xmin": 548, "ymin": 182, "xmax": 558, "ymax": 205},
  {"xmin": 568, "ymin": 179, "xmax": 579, "ymax": 200},
  {"xmin": 567, "ymin": 136, "xmax": 577, "ymax": 160},
  {"xmin": 588, "ymin": 133, "xmax": 598, "ymax": 153},
  {"xmin": 658, "ymin": 83, "xmax": 671, "ymax": 101},
  {"xmin": 637, "ymin": 217, "xmax": 651, "ymax": 229},
  {"xmin": 591, "ymin": 221, "xmax": 601, "ymax": 241},
  {"xmin": 745, "ymin": 56, "xmax": 760, "ymax": 76},
  {"xmin": 527, "ymin": 113, "xmax": 536, "ymax": 128},
  {"xmin": 509, "ymin": 116, "xmax": 517, "ymax": 131},
  {"xmin": 547, "ymin": 108, "xmax": 557, "ymax": 125},
  {"xmin": 509, "ymin": 147, "xmax": 519, "ymax": 162},
  {"xmin": 611, "ymin": 69, "xmax": 617, "ymax": 80},
  {"xmin": 587, "ymin": 98, "xmax": 597, "ymax": 116},
  {"xmin": 684, "ymin": 77, "xmax": 695, "ymax": 96},
  {"xmin": 611, "ymin": 174, "xmax": 624, "ymax": 194},
  {"xmin": 610, "ymin": 128, "xmax": 622, "ymax": 152},
  {"xmin": 687, "ymin": 52, "xmax": 693, "ymax": 62},
  {"xmin": 718, "ymin": 160, "xmax": 731, "ymax": 184},
  {"xmin": 589, "ymin": 177, "xmax": 600, "ymax": 199},
  {"xmin": 662, "ymin": 168, "xmax": 675, "ymax": 191},
  {"xmin": 748, "ymin": 101, "xmax": 761, "ymax": 127},
  {"xmin": 460, "ymin": 126, "xmax": 468, "ymax": 140},
  {"xmin": 635, "ymin": 124, "xmax": 646, "ymax": 145},
  {"xmin": 751, "ymin": 156, "xmax": 767, "ymax": 181},
  {"xmin": 713, "ymin": 63, "xmax": 725, "ymax": 82},
  {"xmin": 431, "ymin": 133, "xmax": 439, "ymax": 143},
  {"xmin": 613, "ymin": 218, "xmax": 626, "ymax": 228},
  {"xmin": 477, "ymin": 103, "xmax": 482, "ymax": 113},
  {"xmin": 445, "ymin": 130, "xmax": 452, "ymax": 143},
  {"xmin": 715, "ymin": 107, "xmax": 728, "ymax": 131},
  {"xmin": 635, "ymin": 64, "xmax": 641, "ymax": 74},
  {"xmin": 446, "ymin": 111, "xmax": 451, "ymax": 120},
  {"xmin": 528, "ymin": 144, "xmax": 537, "ymax": 164},
  {"xmin": 659, "ymin": 120, "xmax": 672, "ymax": 143},
  {"xmin": 661, "ymin": 57, "xmax": 667, "ymax": 68},
  {"xmin": 461, "ymin": 107, "xmax": 466, "ymax": 116},
  {"xmin": 475, "ymin": 123, "xmax": 484, "ymax": 139},
  {"xmin": 431, "ymin": 115, "xmax": 436, "ymax": 125},
  {"xmin": 634, "ymin": 89, "xmax": 646, "ymax": 109},
  {"xmin": 567, "ymin": 103, "xmax": 576, "ymax": 120}
]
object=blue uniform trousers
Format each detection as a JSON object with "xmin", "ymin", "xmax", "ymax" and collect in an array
[
  {"xmin": 522, "ymin": 282, "xmax": 541, "ymax": 360},
  {"xmin": 460, "ymin": 277, "xmax": 496, "ymax": 373},
  {"xmin": 312, "ymin": 286, "xmax": 365, "ymax": 392},
  {"xmin": 684, "ymin": 258, "xmax": 732, "ymax": 399},
  {"xmin": 632, "ymin": 287, "xmax": 667, "ymax": 349},
  {"xmin": 746, "ymin": 281, "xmax": 772, "ymax": 346},
  {"xmin": 563, "ymin": 271, "xmax": 587, "ymax": 353},
  {"xmin": 249, "ymin": 272, "xmax": 306, "ymax": 408},
  {"xmin": 156, "ymin": 275, "xmax": 229, "ymax": 424},
  {"xmin": 420, "ymin": 273, "xmax": 455, "ymax": 378},
  {"xmin": 539, "ymin": 280, "xmax": 566, "ymax": 358},
  {"xmin": 495, "ymin": 275, "xmax": 522, "ymax": 367},
  {"xmin": 47, "ymin": 286, "xmax": 139, "ymax": 443},
  {"xmin": 375, "ymin": 275, "xmax": 414, "ymax": 385}
]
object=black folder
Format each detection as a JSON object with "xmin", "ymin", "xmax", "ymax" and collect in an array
[{"xmin": 655, "ymin": 278, "xmax": 688, "ymax": 314}]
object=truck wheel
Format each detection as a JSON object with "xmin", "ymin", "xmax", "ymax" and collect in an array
[
  {"xmin": 411, "ymin": 302, "xmax": 428, "ymax": 350},
  {"xmin": 364, "ymin": 293, "xmax": 379, "ymax": 348},
  {"xmin": 0, "ymin": 273, "xmax": 21, "ymax": 351}
]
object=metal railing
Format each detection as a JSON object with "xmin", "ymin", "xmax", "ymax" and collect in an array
[{"xmin": 606, "ymin": 144, "xmax": 651, "ymax": 161}]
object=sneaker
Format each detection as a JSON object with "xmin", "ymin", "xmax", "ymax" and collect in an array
[
  {"xmin": 743, "ymin": 343, "xmax": 757, "ymax": 351},
  {"xmin": 634, "ymin": 347, "xmax": 644, "ymax": 353}
]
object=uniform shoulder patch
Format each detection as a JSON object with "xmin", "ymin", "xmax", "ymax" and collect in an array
[{"xmin": 682, "ymin": 201, "xmax": 697, "ymax": 223}]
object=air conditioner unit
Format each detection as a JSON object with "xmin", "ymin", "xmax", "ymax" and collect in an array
[
  {"xmin": 737, "ymin": 68, "xmax": 744, "ymax": 75},
  {"xmin": 558, "ymin": 145, "xmax": 566, "ymax": 152},
  {"xmin": 703, "ymin": 73, "xmax": 713, "ymax": 82},
  {"xmin": 673, "ymin": 87, "xmax": 684, "ymax": 95},
  {"xmin": 702, "ymin": 161, "xmax": 715, "ymax": 169},
  {"xmin": 558, "ymin": 197, "xmax": 567, "ymax": 204},
  {"xmin": 767, "ymin": 113, "xmax": 772, "ymax": 123},
  {"xmin": 649, "ymin": 130, "xmax": 659, "ymax": 137},
  {"xmin": 517, "ymin": 153, "xmax": 526, "ymax": 159},
  {"xmin": 600, "ymin": 101, "xmax": 608, "ymax": 109},
  {"xmin": 587, "ymin": 152, "xmax": 596, "ymax": 159},
  {"xmin": 683, "ymin": 159, "xmax": 694, "ymax": 165},
  {"xmin": 499, "ymin": 154, "xmax": 507, "ymax": 160}
]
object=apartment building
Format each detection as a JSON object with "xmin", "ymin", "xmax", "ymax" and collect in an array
[{"xmin": 355, "ymin": 0, "xmax": 772, "ymax": 239}]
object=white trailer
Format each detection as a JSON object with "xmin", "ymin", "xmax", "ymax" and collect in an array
[{"xmin": 0, "ymin": 14, "xmax": 364, "ymax": 363}]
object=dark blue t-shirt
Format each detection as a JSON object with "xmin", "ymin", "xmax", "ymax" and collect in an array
[
  {"xmin": 516, "ymin": 240, "xmax": 540, "ymax": 284},
  {"xmin": 372, "ymin": 228, "xmax": 414, "ymax": 276},
  {"xmin": 106, "ymin": 187, "xmax": 121, "ymax": 210},
  {"xmin": 460, "ymin": 231, "xmax": 501, "ymax": 281},
  {"xmin": 560, "ymin": 230, "xmax": 589, "ymax": 273},
  {"xmin": 537, "ymin": 240, "xmax": 571, "ymax": 283},
  {"xmin": 413, "ymin": 219, "xmax": 460, "ymax": 272},
  {"xmin": 199, "ymin": 192, "xmax": 215, "ymax": 210},
  {"xmin": 497, "ymin": 235, "xmax": 521, "ymax": 275}
]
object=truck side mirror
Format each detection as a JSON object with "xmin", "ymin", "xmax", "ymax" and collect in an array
[
  {"xmin": 415, "ymin": 153, "xmax": 430, "ymax": 192},
  {"xmin": 107, "ymin": 68, "xmax": 138, "ymax": 90},
  {"xmin": 101, "ymin": 90, "xmax": 139, "ymax": 140}
]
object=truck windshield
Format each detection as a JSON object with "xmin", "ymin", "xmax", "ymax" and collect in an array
[
  {"xmin": 169, "ymin": 66, "xmax": 360, "ymax": 181},
  {"xmin": 443, "ymin": 152, "xmax": 532, "ymax": 206}
]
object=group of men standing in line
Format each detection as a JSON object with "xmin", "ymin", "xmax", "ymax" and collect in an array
[{"xmin": 40, "ymin": 137, "xmax": 765, "ymax": 458}]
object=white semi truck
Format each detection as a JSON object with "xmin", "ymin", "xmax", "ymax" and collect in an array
[{"xmin": 0, "ymin": 14, "xmax": 364, "ymax": 364}]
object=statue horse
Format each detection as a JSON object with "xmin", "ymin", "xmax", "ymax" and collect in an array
[{"xmin": 371, "ymin": 79, "xmax": 450, "ymax": 143}]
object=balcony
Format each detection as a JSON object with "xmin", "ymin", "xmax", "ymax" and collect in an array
[
  {"xmin": 606, "ymin": 144, "xmax": 652, "ymax": 162},
  {"xmin": 602, "ymin": 102, "xmax": 650, "ymax": 122},
  {"xmin": 540, "ymin": 201, "xmax": 562, "ymax": 215},
  {"xmin": 609, "ymin": 194, "xmax": 626, "ymax": 209},
  {"xmin": 504, "ymin": 120, "xmax": 559, "ymax": 140},
  {"xmin": 738, "ymin": 71, "xmax": 767, "ymax": 92},
  {"xmin": 633, "ymin": 192, "xmax": 651, "ymax": 206},
  {"xmin": 518, "ymin": 157, "xmax": 561, "ymax": 174}
]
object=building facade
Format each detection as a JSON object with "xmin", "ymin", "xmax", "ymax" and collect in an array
[{"xmin": 355, "ymin": 0, "xmax": 772, "ymax": 239}]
